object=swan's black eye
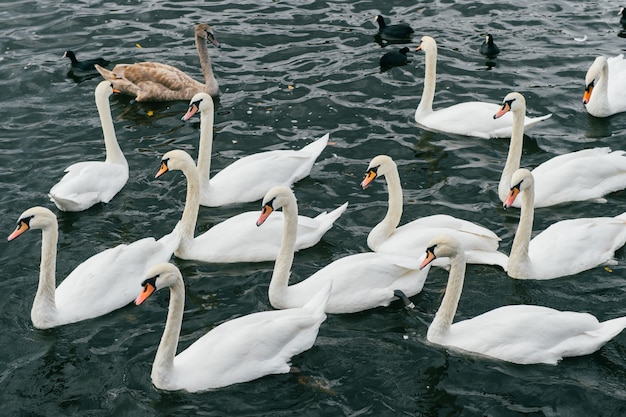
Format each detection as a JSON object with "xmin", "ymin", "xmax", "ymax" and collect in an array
[
  {"xmin": 18, "ymin": 215, "xmax": 34, "ymax": 227},
  {"xmin": 511, "ymin": 180, "xmax": 523, "ymax": 191},
  {"xmin": 426, "ymin": 244, "xmax": 436, "ymax": 255},
  {"xmin": 365, "ymin": 166, "xmax": 379, "ymax": 176},
  {"xmin": 140, "ymin": 276, "xmax": 158, "ymax": 289}
]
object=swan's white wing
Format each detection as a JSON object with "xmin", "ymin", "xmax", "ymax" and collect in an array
[{"xmin": 607, "ymin": 55, "xmax": 626, "ymax": 112}]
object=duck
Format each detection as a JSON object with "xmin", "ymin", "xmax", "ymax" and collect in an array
[
  {"xmin": 379, "ymin": 47, "xmax": 411, "ymax": 71},
  {"xmin": 420, "ymin": 235, "xmax": 626, "ymax": 365},
  {"xmin": 95, "ymin": 23, "xmax": 219, "ymax": 101},
  {"xmin": 503, "ymin": 169, "xmax": 626, "ymax": 280},
  {"xmin": 495, "ymin": 92, "xmax": 626, "ymax": 208},
  {"xmin": 62, "ymin": 50, "xmax": 109, "ymax": 73},
  {"xmin": 7, "ymin": 207, "xmax": 181, "ymax": 329},
  {"xmin": 479, "ymin": 34, "xmax": 500, "ymax": 58},
  {"xmin": 49, "ymin": 81, "xmax": 128, "ymax": 212},
  {"xmin": 156, "ymin": 150, "xmax": 347, "ymax": 263},
  {"xmin": 182, "ymin": 92, "xmax": 328, "ymax": 207},
  {"xmin": 414, "ymin": 35, "xmax": 552, "ymax": 138},
  {"xmin": 257, "ymin": 185, "xmax": 431, "ymax": 313},
  {"xmin": 619, "ymin": 7, "xmax": 626, "ymax": 27},
  {"xmin": 136, "ymin": 262, "xmax": 330, "ymax": 391},
  {"xmin": 361, "ymin": 155, "xmax": 509, "ymax": 269},
  {"xmin": 373, "ymin": 15, "xmax": 414, "ymax": 41},
  {"xmin": 582, "ymin": 54, "xmax": 626, "ymax": 117}
]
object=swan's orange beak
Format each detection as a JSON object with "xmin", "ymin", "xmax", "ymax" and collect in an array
[
  {"xmin": 181, "ymin": 103, "xmax": 199, "ymax": 121},
  {"xmin": 112, "ymin": 86, "xmax": 121, "ymax": 94},
  {"xmin": 494, "ymin": 101, "xmax": 511, "ymax": 119},
  {"xmin": 135, "ymin": 280, "xmax": 156, "ymax": 305},
  {"xmin": 155, "ymin": 159, "xmax": 169, "ymax": 178},
  {"xmin": 503, "ymin": 186, "xmax": 521, "ymax": 209},
  {"xmin": 420, "ymin": 249, "xmax": 436, "ymax": 270},
  {"xmin": 256, "ymin": 204, "xmax": 274, "ymax": 227},
  {"xmin": 7, "ymin": 220, "xmax": 29, "ymax": 241},
  {"xmin": 361, "ymin": 169, "xmax": 377, "ymax": 189},
  {"xmin": 583, "ymin": 84, "xmax": 593, "ymax": 105}
]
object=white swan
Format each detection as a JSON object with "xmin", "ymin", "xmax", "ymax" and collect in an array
[
  {"xmin": 361, "ymin": 155, "xmax": 508, "ymax": 269},
  {"xmin": 156, "ymin": 150, "xmax": 347, "ymax": 263},
  {"xmin": 420, "ymin": 235, "xmax": 626, "ymax": 365},
  {"xmin": 182, "ymin": 92, "xmax": 328, "ymax": 207},
  {"xmin": 503, "ymin": 169, "xmax": 626, "ymax": 279},
  {"xmin": 495, "ymin": 92, "xmax": 626, "ymax": 208},
  {"xmin": 583, "ymin": 54, "xmax": 626, "ymax": 117},
  {"xmin": 7, "ymin": 207, "xmax": 180, "ymax": 329},
  {"xmin": 95, "ymin": 23, "xmax": 220, "ymax": 101},
  {"xmin": 257, "ymin": 185, "xmax": 430, "ymax": 313},
  {"xmin": 414, "ymin": 36, "xmax": 552, "ymax": 138},
  {"xmin": 136, "ymin": 262, "xmax": 330, "ymax": 392},
  {"xmin": 49, "ymin": 81, "xmax": 128, "ymax": 212}
]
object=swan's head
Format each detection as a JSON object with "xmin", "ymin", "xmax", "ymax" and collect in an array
[
  {"xmin": 8, "ymin": 206, "xmax": 56, "ymax": 241},
  {"xmin": 156, "ymin": 150, "xmax": 195, "ymax": 178},
  {"xmin": 416, "ymin": 36, "xmax": 436, "ymax": 54},
  {"xmin": 257, "ymin": 185, "xmax": 296, "ymax": 226},
  {"xmin": 182, "ymin": 92, "xmax": 214, "ymax": 121},
  {"xmin": 583, "ymin": 56, "xmax": 607, "ymax": 105},
  {"xmin": 503, "ymin": 168, "xmax": 534, "ymax": 209},
  {"xmin": 95, "ymin": 80, "xmax": 120, "ymax": 98},
  {"xmin": 361, "ymin": 155, "xmax": 395, "ymax": 189},
  {"xmin": 494, "ymin": 92, "xmax": 525, "ymax": 119},
  {"xmin": 195, "ymin": 23, "xmax": 220, "ymax": 48},
  {"xmin": 420, "ymin": 235, "xmax": 463, "ymax": 269},
  {"xmin": 135, "ymin": 262, "xmax": 182, "ymax": 305}
]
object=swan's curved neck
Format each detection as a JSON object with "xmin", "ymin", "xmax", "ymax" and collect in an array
[
  {"xmin": 196, "ymin": 107, "xmax": 215, "ymax": 185},
  {"xmin": 499, "ymin": 109, "xmax": 525, "ymax": 202},
  {"xmin": 151, "ymin": 277, "xmax": 185, "ymax": 386},
  {"xmin": 96, "ymin": 93, "xmax": 125, "ymax": 165},
  {"xmin": 31, "ymin": 223, "xmax": 59, "ymax": 328},
  {"xmin": 176, "ymin": 161, "xmax": 201, "ymax": 256},
  {"xmin": 507, "ymin": 187, "xmax": 534, "ymax": 277},
  {"xmin": 428, "ymin": 250, "xmax": 466, "ymax": 342},
  {"xmin": 196, "ymin": 35, "xmax": 217, "ymax": 92},
  {"xmin": 416, "ymin": 45, "xmax": 437, "ymax": 117},
  {"xmin": 269, "ymin": 198, "xmax": 299, "ymax": 308},
  {"xmin": 367, "ymin": 169, "xmax": 403, "ymax": 249},
  {"xmin": 591, "ymin": 63, "xmax": 610, "ymax": 112}
]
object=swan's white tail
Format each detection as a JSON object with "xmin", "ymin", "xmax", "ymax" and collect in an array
[
  {"xmin": 313, "ymin": 202, "xmax": 348, "ymax": 231},
  {"xmin": 299, "ymin": 133, "xmax": 329, "ymax": 157},
  {"xmin": 596, "ymin": 316, "xmax": 626, "ymax": 340},
  {"xmin": 303, "ymin": 282, "xmax": 332, "ymax": 318}
]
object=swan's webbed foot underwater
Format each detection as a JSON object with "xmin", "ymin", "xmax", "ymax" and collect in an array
[
  {"xmin": 290, "ymin": 367, "xmax": 337, "ymax": 395},
  {"xmin": 393, "ymin": 290, "xmax": 415, "ymax": 309}
]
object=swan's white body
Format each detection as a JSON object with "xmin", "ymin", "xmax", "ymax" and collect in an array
[
  {"xmin": 361, "ymin": 155, "xmax": 508, "ymax": 269},
  {"xmin": 157, "ymin": 150, "xmax": 346, "ymax": 263},
  {"xmin": 583, "ymin": 55, "xmax": 626, "ymax": 117},
  {"xmin": 182, "ymin": 92, "xmax": 328, "ymax": 207},
  {"xmin": 414, "ymin": 36, "xmax": 551, "ymax": 139},
  {"xmin": 7, "ymin": 207, "xmax": 180, "ymax": 329},
  {"xmin": 496, "ymin": 92, "xmax": 626, "ymax": 208},
  {"xmin": 136, "ymin": 263, "xmax": 329, "ymax": 392},
  {"xmin": 504, "ymin": 169, "xmax": 626, "ymax": 279},
  {"xmin": 49, "ymin": 81, "xmax": 128, "ymax": 212},
  {"xmin": 95, "ymin": 24, "xmax": 220, "ymax": 101},
  {"xmin": 258, "ymin": 185, "xmax": 430, "ymax": 314},
  {"xmin": 421, "ymin": 235, "xmax": 626, "ymax": 365}
]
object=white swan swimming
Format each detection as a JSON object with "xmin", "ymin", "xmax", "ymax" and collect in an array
[
  {"xmin": 136, "ymin": 262, "xmax": 330, "ymax": 391},
  {"xmin": 361, "ymin": 155, "xmax": 508, "ymax": 269},
  {"xmin": 7, "ymin": 206, "xmax": 180, "ymax": 329},
  {"xmin": 182, "ymin": 92, "xmax": 328, "ymax": 207},
  {"xmin": 414, "ymin": 35, "xmax": 551, "ymax": 138},
  {"xmin": 49, "ymin": 81, "xmax": 128, "ymax": 212},
  {"xmin": 257, "ymin": 185, "xmax": 430, "ymax": 313},
  {"xmin": 95, "ymin": 23, "xmax": 220, "ymax": 101},
  {"xmin": 420, "ymin": 235, "xmax": 626, "ymax": 365},
  {"xmin": 156, "ymin": 150, "xmax": 347, "ymax": 263},
  {"xmin": 583, "ymin": 54, "xmax": 626, "ymax": 117},
  {"xmin": 503, "ymin": 169, "xmax": 626, "ymax": 279},
  {"xmin": 495, "ymin": 92, "xmax": 626, "ymax": 208}
]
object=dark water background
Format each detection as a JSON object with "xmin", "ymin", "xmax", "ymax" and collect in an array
[{"xmin": 2, "ymin": 0, "xmax": 626, "ymax": 415}]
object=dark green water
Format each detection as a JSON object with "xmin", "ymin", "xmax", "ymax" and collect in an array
[{"xmin": 2, "ymin": 0, "xmax": 626, "ymax": 415}]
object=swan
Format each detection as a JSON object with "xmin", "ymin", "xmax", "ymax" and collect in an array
[
  {"xmin": 49, "ymin": 81, "xmax": 129, "ymax": 212},
  {"xmin": 503, "ymin": 168, "xmax": 626, "ymax": 279},
  {"xmin": 7, "ymin": 207, "xmax": 181, "ymax": 329},
  {"xmin": 414, "ymin": 35, "xmax": 552, "ymax": 138},
  {"xmin": 582, "ymin": 54, "xmax": 626, "ymax": 117},
  {"xmin": 156, "ymin": 150, "xmax": 347, "ymax": 263},
  {"xmin": 63, "ymin": 50, "xmax": 109, "ymax": 73},
  {"xmin": 182, "ymin": 92, "xmax": 328, "ymax": 207},
  {"xmin": 479, "ymin": 34, "xmax": 500, "ymax": 58},
  {"xmin": 420, "ymin": 235, "xmax": 626, "ymax": 365},
  {"xmin": 95, "ymin": 23, "xmax": 219, "ymax": 101},
  {"xmin": 136, "ymin": 262, "xmax": 330, "ymax": 392},
  {"xmin": 495, "ymin": 92, "xmax": 626, "ymax": 208},
  {"xmin": 361, "ymin": 155, "xmax": 509, "ymax": 269},
  {"xmin": 373, "ymin": 15, "xmax": 414, "ymax": 41},
  {"xmin": 257, "ymin": 185, "xmax": 431, "ymax": 313}
]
